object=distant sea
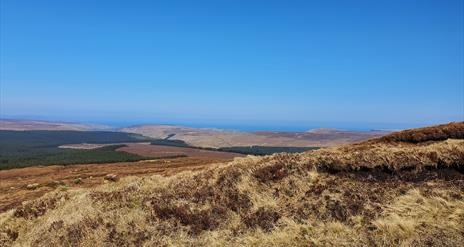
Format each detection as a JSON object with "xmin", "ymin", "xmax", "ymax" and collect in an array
[
  {"xmin": 2, "ymin": 115, "xmax": 437, "ymax": 132},
  {"xmin": 90, "ymin": 120, "xmax": 423, "ymax": 132}
]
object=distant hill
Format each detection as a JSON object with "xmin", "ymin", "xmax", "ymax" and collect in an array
[
  {"xmin": 0, "ymin": 119, "xmax": 111, "ymax": 131},
  {"xmin": 1, "ymin": 120, "xmax": 387, "ymax": 148},
  {"xmin": 121, "ymin": 125, "xmax": 388, "ymax": 148},
  {"xmin": 306, "ymin": 127, "xmax": 340, "ymax": 134}
]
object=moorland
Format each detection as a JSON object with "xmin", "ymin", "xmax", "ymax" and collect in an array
[{"xmin": 0, "ymin": 122, "xmax": 462, "ymax": 246}]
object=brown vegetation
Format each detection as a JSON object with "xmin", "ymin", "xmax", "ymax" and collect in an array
[
  {"xmin": 0, "ymin": 122, "xmax": 463, "ymax": 246},
  {"xmin": 375, "ymin": 122, "xmax": 464, "ymax": 143},
  {"xmin": 117, "ymin": 143, "xmax": 244, "ymax": 159},
  {"xmin": 0, "ymin": 157, "xmax": 234, "ymax": 213},
  {"xmin": 121, "ymin": 124, "xmax": 387, "ymax": 148}
]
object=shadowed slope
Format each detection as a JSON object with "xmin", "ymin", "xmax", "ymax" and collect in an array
[{"xmin": 0, "ymin": 122, "xmax": 463, "ymax": 246}]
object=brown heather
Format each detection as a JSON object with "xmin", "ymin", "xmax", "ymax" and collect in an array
[{"xmin": 1, "ymin": 122, "xmax": 463, "ymax": 246}]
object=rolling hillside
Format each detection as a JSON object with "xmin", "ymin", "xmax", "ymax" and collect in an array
[
  {"xmin": 0, "ymin": 122, "xmax": 463, "ymax": 246},
  {"xmin": 121, "ymin": 124, "xmax": 387, "ymax": 148}
]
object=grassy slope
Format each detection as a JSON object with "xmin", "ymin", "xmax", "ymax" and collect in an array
[
  {"xmin": 0, "ymin": 122, "xmax": 463, "ymax": 246},
  {"xmin": 0, "ymin": 130, "xmax": 152, "ymax": 169}
]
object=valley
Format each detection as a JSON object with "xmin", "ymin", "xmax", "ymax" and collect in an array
[{"xmin": 1, "ymin": 122, "xmax": 462, "ymax": 246}]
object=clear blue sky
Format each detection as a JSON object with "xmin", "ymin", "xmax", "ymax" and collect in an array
[{"xmin": 1, "ymin": 0, "xmax": 463, "ymax": 130}]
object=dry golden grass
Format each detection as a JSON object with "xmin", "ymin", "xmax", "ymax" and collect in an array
[
  {"xmin": 376, "ymin": 122, "xmax": 464, "ymax": 143},
  {"xmin": 304, "ymin": 138, "xmax": 464, "ymax": 172},
  {"xmin": 0, "ymin": 122, "xmax": 463, "ymax": 246}
]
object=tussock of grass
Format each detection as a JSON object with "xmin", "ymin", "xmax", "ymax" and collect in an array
[
  {"xmin": 0, "ymin": 122, "xmax": 463, "ymax": 246},
  {"xmin": 305, "ymin": 138, "xmax": 464, "ymax": 172},
  {"xmin": 372, "ymin": 189, "xmax": 464, "ymax": 246}
]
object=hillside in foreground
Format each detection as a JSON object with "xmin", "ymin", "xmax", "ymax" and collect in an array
[{"xmin": 1, "ymin": 122, "xmax": 463, "ymax": 246}]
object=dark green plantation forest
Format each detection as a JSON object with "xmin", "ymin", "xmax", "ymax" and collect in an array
[{"xmin": 0, "ymin": 130, "xmax": 152, "ymax": 169}]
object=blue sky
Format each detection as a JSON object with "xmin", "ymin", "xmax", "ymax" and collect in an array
[{"xmin": 1, "ymin": 0, "xmax": 463, "ymax": 130}]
